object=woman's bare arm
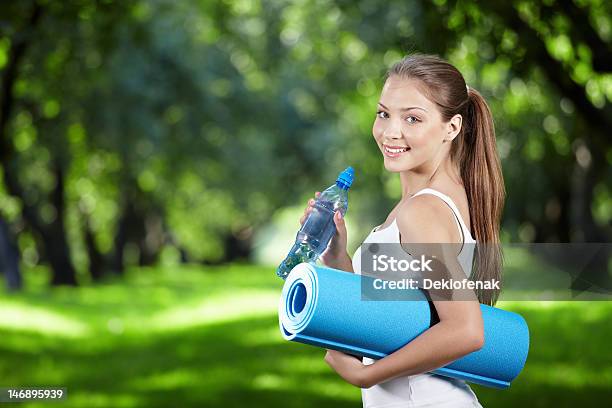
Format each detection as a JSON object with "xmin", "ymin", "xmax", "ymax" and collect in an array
[{"xmin": 361, "ymin": 196, "xmax": 484, "ymax": 387}]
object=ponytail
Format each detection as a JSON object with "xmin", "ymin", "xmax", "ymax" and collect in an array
[{"xmin": 459, "ymin": 88, "xmax": 505, "ymax": 305}]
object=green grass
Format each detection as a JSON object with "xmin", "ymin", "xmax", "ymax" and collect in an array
[{"xmin": 0, "ymin": 264, "xmax": 610, "ymax": 407}]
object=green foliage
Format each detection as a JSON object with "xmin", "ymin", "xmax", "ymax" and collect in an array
[{"xmin": 0, "ymin": 0, "xmax": 609, "ymax": 279}]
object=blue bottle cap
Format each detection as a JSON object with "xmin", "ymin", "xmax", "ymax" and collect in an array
[{"xmin": 336, "ymin": 166, "xmax": 354, "ymax": 189}]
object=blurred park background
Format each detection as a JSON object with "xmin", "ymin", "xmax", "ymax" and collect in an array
[{"xmin": 0, "ymin": 0, "xmax": 610, "ymax": 406}]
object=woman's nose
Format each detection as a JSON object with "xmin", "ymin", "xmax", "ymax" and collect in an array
[{"xmin": 383, "ymin": 123, "xmax": 402, "ymax": 139}]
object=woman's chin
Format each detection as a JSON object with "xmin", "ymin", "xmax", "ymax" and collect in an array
[{"xmin": 383, "ymin": 158, "xmax": 411, "ymax": 172}]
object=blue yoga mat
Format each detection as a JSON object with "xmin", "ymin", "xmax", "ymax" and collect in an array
[{"xmin": 279, "ymin": 263, "xmax": 529, "ymax": 389}]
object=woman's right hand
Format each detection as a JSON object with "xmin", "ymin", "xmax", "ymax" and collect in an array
[{"xmin": 300, "ymin": 192, "xmax": 352, "ymax": 271}]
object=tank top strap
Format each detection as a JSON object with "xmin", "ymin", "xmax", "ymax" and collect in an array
[{"xmin": 411, "ymin": 188, "xmax": 472, "ymax": 244}]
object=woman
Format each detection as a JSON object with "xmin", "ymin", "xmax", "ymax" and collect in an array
[{"xmin": 300, "ymin": 54, "xmax": 505, "ymax": 407}]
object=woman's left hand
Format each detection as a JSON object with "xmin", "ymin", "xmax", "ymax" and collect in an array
[{"xmin": 324, "ymin": 349, "xmax": 372, "ymax": 388}]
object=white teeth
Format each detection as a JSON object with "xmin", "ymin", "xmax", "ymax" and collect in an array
[{"xmin": 385, "ymin": 146, "xmax": 409, "ymax": 153}]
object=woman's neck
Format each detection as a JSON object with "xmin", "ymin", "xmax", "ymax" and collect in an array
[{"xmin": 399, "ymin": 156, "xmax": 460, "ymax": 200}]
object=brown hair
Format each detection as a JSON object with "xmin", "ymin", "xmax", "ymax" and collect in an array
[{"xmin": 386, "ymin": 54, "xmax": 505, "ymax": 305}]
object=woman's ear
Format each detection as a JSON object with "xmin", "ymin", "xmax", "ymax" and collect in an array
[{"xmin": 444, "ymin": 114, "xmax": 463, "ymax": 142}]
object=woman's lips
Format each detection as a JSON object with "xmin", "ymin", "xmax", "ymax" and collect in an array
[{"xmin": 383, "ymin": 144, "xmax": 411, "ymax": 158}]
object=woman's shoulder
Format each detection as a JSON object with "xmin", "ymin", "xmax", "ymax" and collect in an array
[{"xmin": 395, "ymin": 193, "xmax": 461, "ymax": 243}]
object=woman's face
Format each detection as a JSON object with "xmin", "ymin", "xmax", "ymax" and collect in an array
[{"xmin": 372, "ymin": 76, "xmax": 452, "ymax": 173}]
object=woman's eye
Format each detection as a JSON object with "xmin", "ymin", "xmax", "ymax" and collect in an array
[
  {"xmin": 376, "ymin": 111, "xmax": 388, "ymax": 119},
  {"xmin": 406, "ymin": 116, "xmax": 419, "ymax": 124}
]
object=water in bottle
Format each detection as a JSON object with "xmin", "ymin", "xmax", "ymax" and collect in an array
[{"xmin": 276, "ymin": 167, "xmax": 354, "ymax": 279}]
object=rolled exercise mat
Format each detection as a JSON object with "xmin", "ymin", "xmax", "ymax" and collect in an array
[{"xmin": 279, "ymin": 263, "xmax": 529, "ymax": 389}]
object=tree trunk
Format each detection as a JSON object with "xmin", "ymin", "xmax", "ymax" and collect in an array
[
  {"xmin": 47, "ymin": 162, "xmax": 77, "ymax": 285},
  {"xmin": 111, "ymin": 202, "xmax": 131, "ymax": 275},
  {"xmin": 84, "ymin": 216, "xmax": 105, "ymax": 281},
  {"xmin": 111, "ymin": 197, "xmax": 146, "ymax": 273},
  {"xmin": 0, "ymin": 217, "xmax": 22, "ymax": 291},
  {"xmin": 138, "ymin": 214, "xmax": 163, "ymax": 266},
  {"xmin": 569, "ymin": 139, "xmax": 610, "ymax": 291},
  {"xmin": 222, "ymin": 230, "xmax": 252, "ymax": 263},
  {"xmin": 0, "ymin": 4, "xmax": 79, "ymax": 286}
]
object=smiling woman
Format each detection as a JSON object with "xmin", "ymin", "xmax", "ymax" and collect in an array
[
  {"xmin": 373, "ymin": 77, "xmax": 462, "ymax": 174},
  {"xmin": 310, "ymin": 53, "xmax": 507, "ymax": 408},
  {"xmin": 370, "ymin": 55, "xmax": 504, "ymax": 307}
]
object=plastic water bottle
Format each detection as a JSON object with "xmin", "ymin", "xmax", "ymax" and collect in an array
[{"xmin": 276, "ymin": 167, "xmax": 354, "ymax": 279}]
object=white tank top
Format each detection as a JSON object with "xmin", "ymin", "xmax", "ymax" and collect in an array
[
  {"xmin": 352, "ymin": 188, "xmax": 476, "ymax": 277},
  {"xmin": 351, "ymin": 188, "xmax": 482, "ymax": 408}
]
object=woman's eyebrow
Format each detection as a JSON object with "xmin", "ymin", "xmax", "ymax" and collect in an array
[{"xmin": 378, "ymin": 102, "xmax": 428, "ymax": 112}]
